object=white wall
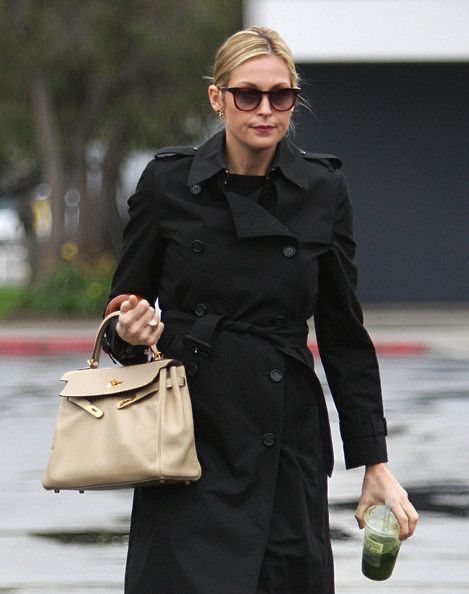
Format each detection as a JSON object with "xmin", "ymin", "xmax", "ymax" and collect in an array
[{"xmin": 245, "ymin": 0, "xmax": 469, "ymax": 62}]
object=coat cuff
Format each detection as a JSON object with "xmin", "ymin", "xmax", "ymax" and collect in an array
[
  {"xmin": 340, "ymin": 416, "xmax": 388, "ymax": 469},
  {"xmin": 342, "ymin": 432, "xmax": 388, "ymax": 469},
  {"xmin": 102, "ymin": 317, "xmax": 147, "ymax": 365}
]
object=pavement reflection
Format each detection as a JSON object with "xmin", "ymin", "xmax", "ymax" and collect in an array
[{"xmin": 0, "ymin": 344, "xmax": 468, "ymax": 592}]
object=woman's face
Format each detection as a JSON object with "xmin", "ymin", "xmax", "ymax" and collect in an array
[{"xmin": 209, "ymin": 54, "xmax": 294, "ymax": 159}]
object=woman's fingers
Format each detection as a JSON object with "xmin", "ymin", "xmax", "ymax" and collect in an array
[
  {"xmin": 120, "ymin": 294, "xmax": 140, "ymax": 313},
  {"xmin": 356, "ymin": 463, "xmax": 419, "ymax": 540},
  {"xmin": 152, "ymin": 321, "xmax": 165, "ymax": 343},
  {"xmin": 396, "ymin": 499, "xmax": 419, "ymax": 539},
  {"xmin": 118, "ymin": 298, "xmax": 150, "ymax": 333},
  {"xmin": 389, "ymin": 491, "xmax": 419, "ymax": 540},
  {"xmin": 354, "ymin": 502, "xmax": 367, "ymax": 529},
  {"xmin": 392, "ymin": 504, "xmax": 410, "ymax": 540},
  {"xmin": 117, "ymin": 297, "xmax": 163, "ymax": 346}
]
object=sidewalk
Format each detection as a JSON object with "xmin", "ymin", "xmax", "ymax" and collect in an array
[
  {"xmin": 362, "ymin": 304, "xmax": 469, "ymax": 360},
  {"xmin": 0, "ymin": 305, "xmax": 468, "ymax": 359},
  {"xmin": 0, "ymin": 319, "xmax": 99, "ymax": 356}
]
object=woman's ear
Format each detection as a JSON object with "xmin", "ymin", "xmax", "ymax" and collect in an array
[{"xmin": 208, "ymin": 85, "xmax": 223, "ymax": 113}]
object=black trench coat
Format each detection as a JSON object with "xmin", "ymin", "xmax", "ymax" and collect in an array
[{"xmin": 106, "ymin": 130, "xmax": 388, "ymax": 593}]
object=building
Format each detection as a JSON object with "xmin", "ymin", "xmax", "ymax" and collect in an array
[{"xmin": 245, "ymin": 0, "xmax": 469, "ymax": 302}]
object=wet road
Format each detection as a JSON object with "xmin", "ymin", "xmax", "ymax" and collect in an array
[{"xmin": 0, "ymin": 352, "xmax": 468, "ymax": 593}]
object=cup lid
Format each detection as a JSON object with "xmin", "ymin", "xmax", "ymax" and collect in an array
[{"xmin": 365, "ymin": 505, "xmax": 400, "ymax": 536}]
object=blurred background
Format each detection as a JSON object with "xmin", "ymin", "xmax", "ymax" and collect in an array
[
  {"xmin": 0, "ymin": 0, "xmax": 242, "ymax": 317},
  {"xmin": 0, "ymin": 0, "xmax": 468, "ymax": 592},
  {"xmin": 0, "ymin": 0, "xmax": 467, "ymax": 312}
]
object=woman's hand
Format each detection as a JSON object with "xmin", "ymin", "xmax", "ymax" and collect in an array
[
  {"xmin": 116, "ymin": 295, "xmax": 165, "ymax": 346},
  {"xmin": 355, "ymin": 463, "xmax": 419, "ymax": 540}
]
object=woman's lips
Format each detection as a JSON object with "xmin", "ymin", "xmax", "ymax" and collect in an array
[{"xmin": 253, "ymin": 125, "xmax": 275, "ymax": 131}]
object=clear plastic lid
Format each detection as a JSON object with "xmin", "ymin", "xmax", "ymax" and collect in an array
[{"xmin": 365, "ymin": 504, "xmax": 400, "ymax": 537}]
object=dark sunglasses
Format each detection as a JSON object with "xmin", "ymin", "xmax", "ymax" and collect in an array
[{"xmin": 219, "ymin": 86, "xmax": 301, "ymax": 112}]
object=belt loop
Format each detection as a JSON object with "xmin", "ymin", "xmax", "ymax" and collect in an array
[{"xmin": 184, "ymin": 314, "xmax": 224, "ymax": 356}]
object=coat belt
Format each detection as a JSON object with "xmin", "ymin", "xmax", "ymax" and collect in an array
[
  {"xmin": 162, "ymin": 309, "xmax": 334, "ymax": 476},
  {"xmin": 161, "ymin": 310, "xmax": 309, "ymax": 356}
]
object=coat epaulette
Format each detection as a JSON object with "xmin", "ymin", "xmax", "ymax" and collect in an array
[
  {"xmin": 155, "ymin": 146, "xmax": 196, "ymax": 159},
  {"xmin": 300, "ymin": 151, "xmax": 342, "ymax": 170}
]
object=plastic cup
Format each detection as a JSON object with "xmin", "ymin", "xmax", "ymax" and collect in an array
[{"xmin": 362, "ymin": 504, "xmax": 401, "ymax": 581}]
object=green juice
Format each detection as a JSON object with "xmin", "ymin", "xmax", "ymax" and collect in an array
[
  {"xmin": 362, "ymin": 544, "xmax": 400, "ymax": 581},
  {"xmin": 361, "ymin": 505, "xmax": 401, "ymax": 581}
]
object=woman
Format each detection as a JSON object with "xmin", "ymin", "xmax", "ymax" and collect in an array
[{"xmin": 105, "ymin": 26, "xmax": 418, "ymax": 594}]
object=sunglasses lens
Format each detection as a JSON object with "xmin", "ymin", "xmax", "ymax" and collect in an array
[
  {"xmin": 270, "ymin": 89, "xmax": 298, "ymax": 111},
  {"xmin": 228, "ymin": 88, "xmax": 300, "ymax": 111},
  {"xmin": 234, "ymin": 89, "xmax": 262, "ymax": 110}
]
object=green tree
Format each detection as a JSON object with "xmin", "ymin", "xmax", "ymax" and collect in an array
[{"xmin": 0, "ymin": 0, "xmax": 241, "ymax": 278}]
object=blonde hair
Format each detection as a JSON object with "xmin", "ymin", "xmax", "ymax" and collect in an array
[{"xmin": 211, "ymin": 26, "xmax": 299, "ymax": 88}]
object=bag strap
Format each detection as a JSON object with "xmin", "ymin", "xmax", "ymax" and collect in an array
[{"xmin": 87, "ymin": 312, "xmax": 162, "ymax": 368}]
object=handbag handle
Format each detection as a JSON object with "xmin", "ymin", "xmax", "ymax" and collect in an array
[{"xmin": 87, "ymin": 311, "xmax": 162, "ymax": 368}]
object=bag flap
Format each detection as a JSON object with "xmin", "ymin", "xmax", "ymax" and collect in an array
[{"xmin": 60, "ymin": 359, "xmax": 175, "ymax": 398}]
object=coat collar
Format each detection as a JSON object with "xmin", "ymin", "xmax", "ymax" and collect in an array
[
  {"xmin": 186, "ymin": 130, "xmax": 332, "ymax": 242},
  {"xmin": 187, "ymin": 129, "xmax": 309, "ymax": 190}
]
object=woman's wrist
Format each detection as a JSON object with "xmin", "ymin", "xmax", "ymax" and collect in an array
[{"xmin": 365, "ymin": 462, "xmax": 388, "ymax": 473}]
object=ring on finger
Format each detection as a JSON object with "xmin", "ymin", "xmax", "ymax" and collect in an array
[{"xmin": 147, "ymin": 319, "xmax": 158, "ymax": 328}]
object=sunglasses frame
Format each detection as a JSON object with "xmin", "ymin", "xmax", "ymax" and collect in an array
[{"xmin": 219, "ymin": 86, "xmax": 301, "ymax": 112}]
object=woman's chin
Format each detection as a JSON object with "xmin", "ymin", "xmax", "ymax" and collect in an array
[{"xmin": 246, "ymin": 133, "xmax": 282, "ymax": 152}]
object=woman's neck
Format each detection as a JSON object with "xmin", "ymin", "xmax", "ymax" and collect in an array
[{"xmin": 224, "ymin": 144, "xmax": 276, "ymax": 176}]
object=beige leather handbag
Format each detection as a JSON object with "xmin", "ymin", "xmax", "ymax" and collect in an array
[{"xmin": 43, "ymin": 312, "xmax": 201, "ymax": 492}]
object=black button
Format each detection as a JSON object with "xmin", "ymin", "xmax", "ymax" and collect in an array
[
  {"xmin": 262, "ymin": 433, "xmax": 276, "ymax": 447},
  {"xmin": 191, "ymin": 184, "xmax": 202, "ymax": 195},
  {"xmin": 187, "ymin": 362, "xmax": 199, "ymax": 377},
  {"xmin": 283, "ymin": 245, "xmax": 296, "ymax": 258},
  {"xmin": 195, "ymin": 303, "xmax": 207, "ymax": 317},
  {"xmin": 270, "ymin": 369, "xmax": 283, "ymax": 383},
  {"xmin": 273, "ymin": 315, "xmax": 287, "ymax": 326},
  {"xmin": 191, "ymin": 240, "xmax": 204, "ymax": 253}
]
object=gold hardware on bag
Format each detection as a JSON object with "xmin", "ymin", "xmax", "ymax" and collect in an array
[
  {"xmin": 106, "ymin": 378, "xmax": 123, "ymax": 389},
  {"xmin": 150, "ymin": 345, "xmax": 164, "ymax": 360},
  {"xmin": 42, "ymin": 311, "xmax": 201, "ymax": 492},
  {"xmin": 117, "ymin": 394, "xmax": 138, "ymax": 409}
]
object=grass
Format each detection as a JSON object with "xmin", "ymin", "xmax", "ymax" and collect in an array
[
  {"xmin": 0, "ymin": 261, "xmax": 114, "ymax": 319},
  {"xmin": 0, "ymin": 286, "xmax": 24, "ymax": 320}
]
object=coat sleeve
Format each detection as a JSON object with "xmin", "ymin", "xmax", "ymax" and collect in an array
[
  {"xmin": 314, "ymin": 173, "xmax": 388, "ymax": 469},
  {"xmin": 103, "ymin": 160, "xmax": 165, "ymax": 364}
]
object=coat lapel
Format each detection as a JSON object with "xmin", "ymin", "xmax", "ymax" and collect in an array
[
  {"xmin": 274, "ymin": 176, "xmax": 332, "ymax": 244},
  {"xmin": 187, "ymin": 130, "xmax": 334, "ymax": 244},
  {"xmin": 224, "ymin": 189, "xmax": 294, "ymax": 239}
]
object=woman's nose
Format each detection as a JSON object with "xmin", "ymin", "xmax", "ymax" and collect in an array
[{"xmin": 257, "ymin": 94, "xmax": 272, "ymax": 115}]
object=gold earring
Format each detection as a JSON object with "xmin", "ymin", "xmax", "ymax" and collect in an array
[{"xmin": 218, "ymin": 110, "xmax": 224, "ymax": 118}]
